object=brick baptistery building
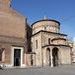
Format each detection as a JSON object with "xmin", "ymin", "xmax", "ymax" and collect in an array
[{"xmin": 0, "ymin": 0, "xmax": 73, "ymax": 68}]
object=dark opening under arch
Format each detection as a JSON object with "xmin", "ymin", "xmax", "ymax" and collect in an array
[{"xmin": 52, "ymin": 47, "xmax": 59, "ymax": 66}]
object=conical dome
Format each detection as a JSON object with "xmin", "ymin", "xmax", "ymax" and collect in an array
[
  {"xmin": 0, "ymin": 0, "xmax": 27, "ymax": 38},
  {"xmin": 0, "ymin": 0, "xmax": 12, "ymax": 7}
]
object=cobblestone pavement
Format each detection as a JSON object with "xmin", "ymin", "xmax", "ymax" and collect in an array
[{"xmin": 0, "ymin": 65, "xmax": 75, "ymax": 75}]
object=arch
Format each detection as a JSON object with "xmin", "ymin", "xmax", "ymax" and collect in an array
[
  {"xmin": 46, "ymin": 48, "xmax": 51, "ymax": 66},
  {"xmin": 52, "ymin": 47, "xmax": 59, "ymax": 66}
]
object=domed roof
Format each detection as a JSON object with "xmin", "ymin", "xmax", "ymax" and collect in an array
[
  {"xmin": 31, "ymin": 18, "xmax": 60, "ymax": 34},
  {"xmin": 0, "ymin": 0, "xmax": 12, "ymax": 7},
  {"xmin": 31, "ymin": 19, "xmax": 60, "ymax": 26},
  {"xmin": 0, "ymin": 1, "xmax": 26, "ymax": 38}
]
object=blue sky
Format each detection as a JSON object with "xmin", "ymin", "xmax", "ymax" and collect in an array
[{"xmin": 11, "ymin": 0, "xmax": 75, "ymax": 39}]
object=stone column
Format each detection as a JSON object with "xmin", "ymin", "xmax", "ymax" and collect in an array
[{"xmin": 50, "ymin": 49, "xmax": 53, "ymax": 67}]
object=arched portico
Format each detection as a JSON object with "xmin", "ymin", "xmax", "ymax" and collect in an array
[{"xmin": 52, "ymin": 47, "xmax": 59, "ymax": 66}]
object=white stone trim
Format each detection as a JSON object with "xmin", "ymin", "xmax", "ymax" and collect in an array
[{"xmin": 10, "ymin": 46, "xmax": 25, "ymax": 67}]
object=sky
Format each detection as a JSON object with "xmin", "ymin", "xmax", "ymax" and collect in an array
[{"xmin": 11, "ymin": 0, "xmax": 75, "ymax": 40}]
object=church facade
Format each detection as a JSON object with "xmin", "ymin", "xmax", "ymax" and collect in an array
[{"xmin": 0, "ymin": 0, "xmax": 73, "ymax": 68}]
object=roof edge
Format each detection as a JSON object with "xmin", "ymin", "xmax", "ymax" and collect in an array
[
  {"xmin": 31, "ymin": 19, "xmax": 60, "ymax": 26},
  {"xmin": 42, "ymin": 44, "xmax": 72, "ymax": 48},
  {"xmin": 31, "ymin": 30, "xmax": 67, "ymax": 37}
]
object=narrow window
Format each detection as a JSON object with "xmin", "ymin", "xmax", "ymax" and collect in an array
[
  {"xmin": 36, "ymin": 40, "xmax": 38, "ymax": 49},
  {"xmin": 48, "ymin": 38, "xmax": 51, "ymax": 45},
  {"xmin": 44, "ymin": 26, "xmax": 47, "ymax": 30}
]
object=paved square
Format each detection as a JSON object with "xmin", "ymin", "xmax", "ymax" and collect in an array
[{"xmin": 0, "ymin": 65, "xmax": 75, "ymax": 75}]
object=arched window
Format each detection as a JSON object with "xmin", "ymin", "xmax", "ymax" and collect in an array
[
  {"xmin": 48, "ymin": 38, "xmax": 51, "ymax": 45},
  {"xmin": 44, "ymin": 26, "xmax": 47, "ymax": 30}
]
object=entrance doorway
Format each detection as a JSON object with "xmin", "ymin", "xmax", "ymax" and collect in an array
[
  {"xmin": 14, "ymin": 49, "xmax": 21, "ymax": 66},
  {"xmin": 52, "ymin": 47, "xmax": 59, "ymax": 66},
  {"xmin": 12, "ymin": 47, "xmax": 24, "ymax": 67}
]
